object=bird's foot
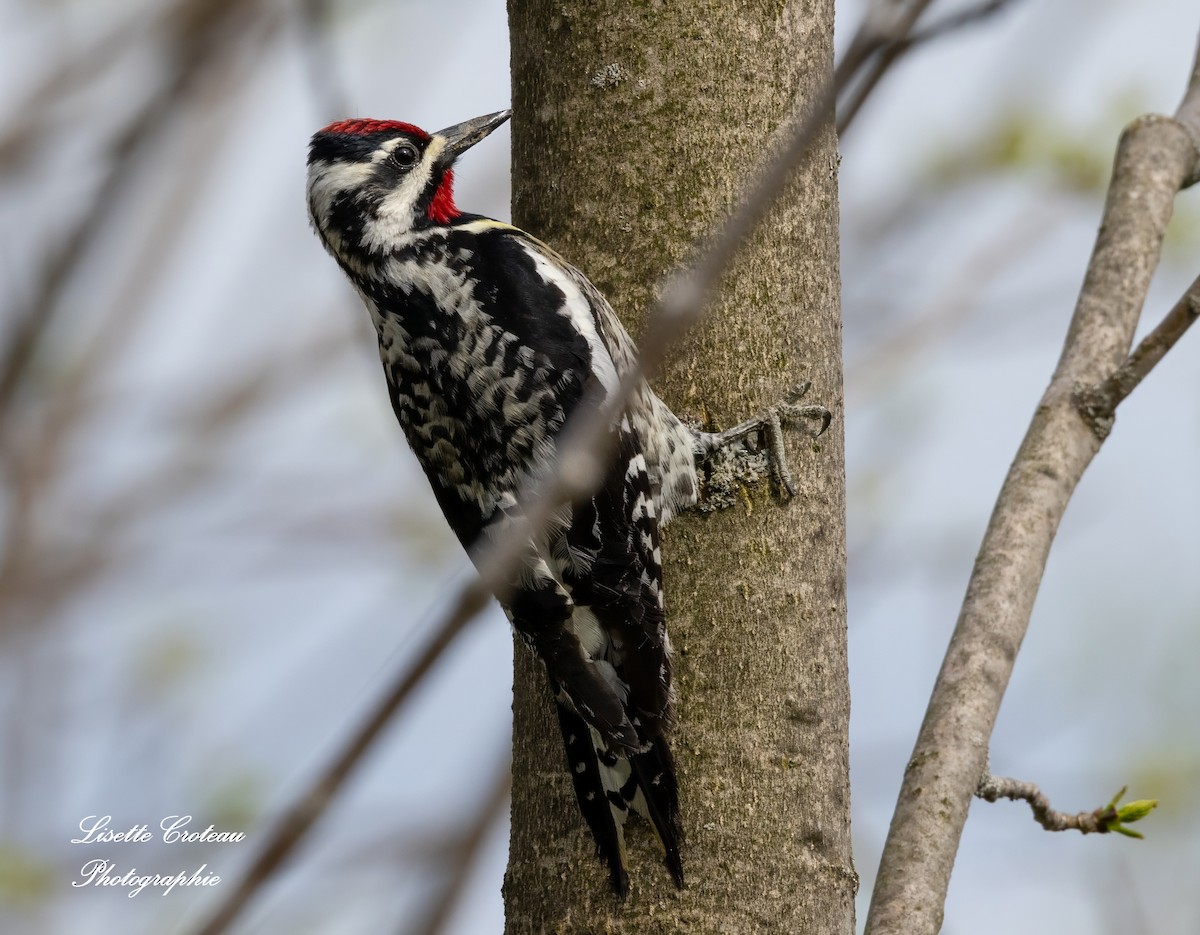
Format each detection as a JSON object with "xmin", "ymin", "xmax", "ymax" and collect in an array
[{"xmin": 695, "ymin": 382, "xmax": 831, "ymax": 504}]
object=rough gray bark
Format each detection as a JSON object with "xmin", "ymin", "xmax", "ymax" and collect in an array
[{"xmin": 505, "ymin": 2, "xmax": 850, "ymax": 933}]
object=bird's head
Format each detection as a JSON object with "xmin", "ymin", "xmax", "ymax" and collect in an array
[{"xmin": 306, "ymin": 109, "xmax": 510, "ymax": 257}]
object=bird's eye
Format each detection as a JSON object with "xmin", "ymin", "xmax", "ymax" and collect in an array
[{"xmin": 392, "ymin": 144, "xmax": 419, "ymax": 168}]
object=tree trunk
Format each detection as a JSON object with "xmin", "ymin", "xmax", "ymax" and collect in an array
[{"xmin": 505, "ymin": 2, "xmax": 849, "ymax": 932}]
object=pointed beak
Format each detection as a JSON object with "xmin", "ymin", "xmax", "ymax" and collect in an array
[{"xmin": 434, "ymin": 109, "xmax": 511, "ymax": 168}]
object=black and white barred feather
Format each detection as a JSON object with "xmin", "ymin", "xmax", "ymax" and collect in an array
[{"xmin": 306, "ymin": 110, "xmax": 702, "ymax": 894}]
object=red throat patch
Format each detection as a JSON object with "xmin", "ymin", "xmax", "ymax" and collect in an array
[{"xmin": 428, "ymin": 170, "xmax": 459, "ymax": 224}]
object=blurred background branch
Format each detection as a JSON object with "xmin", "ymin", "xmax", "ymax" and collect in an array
[{"xmin": 0, "ymin": 0, "xmax": 283, "ymax": 418}]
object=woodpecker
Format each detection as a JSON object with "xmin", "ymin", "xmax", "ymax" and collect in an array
[{"xmin": 306, "ymin": 109, "xmax": 829, "ymax": 895}]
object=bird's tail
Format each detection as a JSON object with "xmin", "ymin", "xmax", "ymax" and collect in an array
[{"xmin": 554, "ymin": 703, "xmax": 683, "ymax": 897}]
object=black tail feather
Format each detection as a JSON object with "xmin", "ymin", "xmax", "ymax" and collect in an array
[
  {"xmin": 629, "ymin": 734, "xmax": 684, "ymax": 887},
  {"xmin": 553, "ymin": 703, "xmax": 630, "ymax": 897},
  {"xmin": 553, "ymin": 701, "xmax": 684, "ymax": 895}
]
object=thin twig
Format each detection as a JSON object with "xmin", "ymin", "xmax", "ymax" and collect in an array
[
  {"xmin": 909, "ymin": 0, "xmax": 1016, "ymax": 46},
  {"xmin": 976, "ymin": 775, "xmax": 1114, "ymax": 834},
  {"xmin": 1075, "ymin": 275, "xmax": 1200, "ymax": 439},
  {"xmin": 838, "ymin": 0, "xmax": 1020, "ymax": 135},
  {"xmin": 838, "ymin": 44, "xmax": 904, "ymax": 136},
  {"xmin": 634, "ymin": 0, "xmax": 937, "ymax": 370}
]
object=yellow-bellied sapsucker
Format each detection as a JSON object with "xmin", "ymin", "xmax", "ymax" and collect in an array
[{"xmin": 306, "ymin": 109, "xmax": 829, "ymax": 895}]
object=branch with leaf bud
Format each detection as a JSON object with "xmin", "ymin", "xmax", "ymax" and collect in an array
[
  {"xmin": 866, "ymin": 27, "xmax": 1200, "ymax": 935},
  {"xmin": 976, "ymin": 775, "xmax": 1158, "ymax": 838}
]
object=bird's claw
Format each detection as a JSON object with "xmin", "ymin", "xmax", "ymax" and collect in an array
[
  {"xmin": 696, "ymin": 380, "xmax": 833, "ymax": 502},
  {"xmin": 756, "ymin": 382, "xmax": 831, "ymax": 498},
  {"xmin": 776, "ymin": 381, "xmax": 833, "ymax": 438}
]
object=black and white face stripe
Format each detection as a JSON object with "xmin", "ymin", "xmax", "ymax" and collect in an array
[
  {"xmin": 306, "ymin": 126, "xmax": 451, "ymax": 258},
  {"xmin": 306, "ymin": 111, "xmax": 509, "ymax": 261}
]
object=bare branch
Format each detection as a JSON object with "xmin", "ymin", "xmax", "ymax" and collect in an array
[
  {"xmin": 838, "ymin": 0, "xmax": 1021, "ymax": 135},
  {"xmin": 865, "ymin": 24, "xmax": 1200, "ymax": 935},
  {"xmin": 628, "ymin": 0, "xmax": 937, "ymax": 377},
  {"xmin": 909, "ymin": 0, "xmax": 1017, "ymax": 46},
  {"xmin": 977, "ymin": 776, "xmax": 1116, "ymax": 834},
  {"xmin": 976, "ymin": 775, "xmax": 1157, "ymax": 838},
  {"xmin": 1075, "ymin": 274, "xmax": 1200, "ymax": 438},
  {"xmin": 837, "ymin": 45, "xmax": 904, "ymax": 136}
]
